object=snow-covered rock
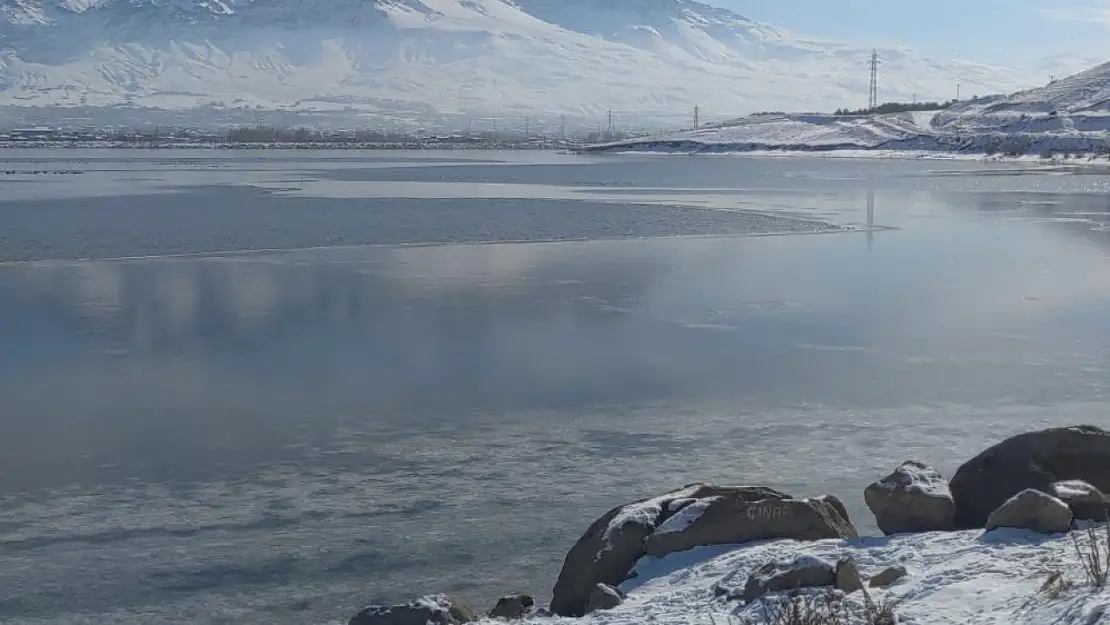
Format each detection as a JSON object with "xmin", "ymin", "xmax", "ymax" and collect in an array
[
  {"xmin": 548, "ymin": 484, "xmax": 855, "ymax": 617},
  {"xmin": 349, "ymin": 594, "xmax": 476, "ymax": 625},
  {"xmin": 865, "ymin": 460, "xmax": 956, "ymax": 535},
  {"xmin": 985, "ymin": 489, "xmax": 1073, "ymax": 535},
  {"xmin": 1054, "ymin": 480, "xmax": 1110, "ymax": 523},
  {"xmin": 0, "ymin": 0, "xmax": 1072, "ymax": 127}
]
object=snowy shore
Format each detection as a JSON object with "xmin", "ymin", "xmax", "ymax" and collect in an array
[
  {"xmin": 351, "ymin": 426, "xmax": 1110, "ymax": 625},
  {"xmin": 525, "ymin": 528, "xmax": 1110, "ymax": 625}
]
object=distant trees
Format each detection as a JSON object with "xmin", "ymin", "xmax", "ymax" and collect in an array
[{"xmin": 834, "ymin": 100, "xmax": 957, "ymax": 116}]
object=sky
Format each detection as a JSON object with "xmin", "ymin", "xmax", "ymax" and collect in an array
[{"xmin": 715, "ymin": 0, "xmax": 1108, "ymax": 66}]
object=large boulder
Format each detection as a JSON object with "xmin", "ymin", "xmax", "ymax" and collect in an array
[
  {"xmin": 549, "ymin": 484, "xmax": 855, "ymax": 617},
  {"xmin": 643, "ymin": 495, "xmax": 856, "ymax": 557},
  {"xmin": 984, "ymin": 489, "xmax": 1073, "ymax": 534},
  {"xmin": 864, "ymin": 461, "xmax": 956, "ymax": 534},
  {"xmin": 349, "ymin": 595, "xmax": 475, "ymax": 625},
  {"xmin": 739, "ymin": 556, "xmax": 837, "ymax": 603},
  {"xmin": 1053, "ymin": 480, "xmax": 1110, "ymax": 522},
  {"xmin": 949, "ymin": 426, "xmax": 1110, "ymax": 528}
]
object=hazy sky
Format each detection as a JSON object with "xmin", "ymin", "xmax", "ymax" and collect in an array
[{"xmin": 714, "ymin": 0, "xmax": 1108, "ymax": 65}]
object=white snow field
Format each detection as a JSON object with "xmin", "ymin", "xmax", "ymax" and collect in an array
[
  {"xmin": 0, "ymin": 0, "xmax": 1087, "ymax": 127},
  {"xmin": 512, "ymin": 528, "xmax": 1110, "ymax": 625},
  {"xmin": 591, "ymin": 61, "xmax": 1110, "ymax": 156}
]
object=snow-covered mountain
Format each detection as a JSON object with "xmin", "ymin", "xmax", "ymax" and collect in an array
[{"xmin": 0, "ymin": 0, "xmax": 1088, "ymax": 128}]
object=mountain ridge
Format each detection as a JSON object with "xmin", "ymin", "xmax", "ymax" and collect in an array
[{"xmin": 0, "ymin": 0, "xmax": 1092, "ymax": 128}]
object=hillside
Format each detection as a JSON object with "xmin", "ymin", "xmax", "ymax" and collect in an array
[
  {"xmin": 586, "ymin": 59, "xmax": 1110, "ymax": 156},
  {"xmin": 0, "ymin": 0, "xmax": 1071, "ymax": 128}
]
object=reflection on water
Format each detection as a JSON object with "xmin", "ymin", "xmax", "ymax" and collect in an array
[{"xmin": 4, "ymin": 155, "xmax": 1110, "ymax": 624}]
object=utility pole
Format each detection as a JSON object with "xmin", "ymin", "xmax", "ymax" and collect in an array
[
  {"xmin": 694, "ymin": 104, "xmax": 699, "ymax": 130},
  {"xmin": 868, "ymin": 49, "xmax": 879, "ymax": 112}
]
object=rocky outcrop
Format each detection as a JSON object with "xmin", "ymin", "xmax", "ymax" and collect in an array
[
  {"xmin": 488, "ymin": 595, "xmax": 534, "ymax": 620},
  {"xmin": 349, "ymin": 595, "xmax": 475, "ymax": 625},
  {"xmin": 949, "ymin": 426, "xmax": 1110, "ymax": 528},
  {"xmin": 549, "ymin": 484, "xmax": 857, "ymax": 617},
  {"xmin": 835, "ymin": 558, "xmax": 864, "ymax": 594},
  {"xmin": 586, "ymin": 584, "xmax": 624, "ymax": 612},
  {"xmin": 868, "ymin": 566, "xmax": 908, "ymax": 588},
  {"xmin": 985, "ymin": 489, "xmax": 1072, "ymax": 534},
  {"xmin": 1053, "ymin": 480, "xmax": 1109, "ymax": 522},
  {"xmin": 865, "ymin": 461, "xmax": 956, "ymax": 534},
  {"xmin": 740, "ymin": 557, "xmax": 837, "ymax": 602}
]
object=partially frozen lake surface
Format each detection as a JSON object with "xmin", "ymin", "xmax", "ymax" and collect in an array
[{"xmin": 3, "ymin": 150, "xmax": 1110, "ymax": 624}]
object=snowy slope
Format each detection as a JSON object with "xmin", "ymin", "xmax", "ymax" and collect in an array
[
  {"xmin": 512, "ymin": 529, "xmax": 1110, "ymax": 625},
  {"xmin": 588, "ymin": 57, "xmax": 1110, "ymax": 156},
  {"xmin": 0, "ymin": 0, "xmax": 1074, "ymax": 127},
  {"xmin": 586, "ymin": 111, "xmax": 946, "ymax": 152},
  {"xmin": 934, "ymin": 62, "xmax": 1110, "ymax": 135}
]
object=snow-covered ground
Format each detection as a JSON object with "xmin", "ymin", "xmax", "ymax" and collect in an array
[{"xmin": 516, "ymin": 528, "xmax": 1110, "ymax": 625}]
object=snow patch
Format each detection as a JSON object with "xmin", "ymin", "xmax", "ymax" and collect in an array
[{"xmin": 654, "ymin": 497, "xmax": 719, "ymax": 535}]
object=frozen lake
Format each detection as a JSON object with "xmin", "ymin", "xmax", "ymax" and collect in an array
[{"xmin": 3, "ymin": 150, "xmax": 1110, "ymax": 624}]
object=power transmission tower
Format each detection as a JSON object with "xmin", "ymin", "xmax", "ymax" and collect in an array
[
  {"xmin": 560, "ymin": 115, "xmax": 567, "ymax": 140},
  {"xmin": 694, "ymin": 104, "xmax": 700, "ymax": 130},
  {"xmin": 607, "ymin": 109, "xmax": 614, "ymax": 136},
  {"xmin": 868, "ymin": 49, "xmax": 879, "ymax": 112}
]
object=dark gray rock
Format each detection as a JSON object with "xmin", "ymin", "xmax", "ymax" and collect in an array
[
  {"xmin": 349, "ymin": 595, "xmax": 475, "ymax": 625},
  {"xmin": 835, "ymin": 558, "xmax": 864, "ymax": 594},
  {"xmin": 865, "ymin": 461, "xmax": 956, "ymax": 535},
  {"xmin": 1053, "ymin": 480, "xmax": 1110, "ymax": 522},
  {"xmin": 487, "ymin": 594, "xmax": 534, "ymax": 620},
  {"xmin": 949, "ymin": 426, "xmax": 1110, "ymax": 528},
  {"xmin": 741, "ymin": 557, "xmax": 837, "ymax": 602},
  {"xmin": 868, "ymin": 566, "xmax": 908, "ymax": 588},
  {"xmin": 985, "ymin": 488, "xmax": 1072, "ymax": 534},
  {"xmin": 585, "ymin": 583, "xmax": 623, "ymax": 613}
]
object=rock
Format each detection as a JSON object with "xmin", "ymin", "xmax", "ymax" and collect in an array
[
  {"xmin": 549, "ymin": 483, "xmax": 792, "ymax": 617},
  {"xmin": 349, "ymin": 595, "xmax": 475, "ymax": 625},
  {"xmin": 835, "ymin": 558, "xmax": 864, "ymax": 594},
  {"xmin": 585, "ymin": 583, "xmax": 623, "ymax": 613},
  {"xmin": 1053, "ymin": 480, "xmax": 1110, "ymax": 522},
  {"xmin": 949, "ymin": 425, "xmax": 1110, "ymax": 528},
  {"xmin": 741, "ymin": 557, "xmax": 837, "ymax": 602},
  {"xmin": 985, "ymin": 489, "xmax": 1073, "ymax": 534},
  {"xmin": 642, "ymin": 495, "xmax": 857, "ymax": 557},
  {"xmin": 488, "ymin": 594, "xmax": 534, "ymax": 620},
  {"xmin": 864, "ymin": 461, "xmax": 956, "ymax": 534},
  {"xmin": 868, "ymin": 566, "xmax": 908, "ymax": 588}
]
